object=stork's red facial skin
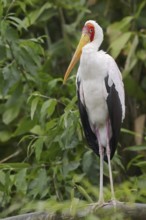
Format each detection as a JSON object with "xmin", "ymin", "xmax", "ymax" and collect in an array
[{"xmin": 82, "ymin": 23, "xmax": 95, "ymax": 42}]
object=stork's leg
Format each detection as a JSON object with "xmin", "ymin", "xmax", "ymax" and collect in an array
[
  {"xmin": 106, "ymin": 120, "xmax": 116, "ymax": 203},
  {"xmin": 96, "ymin": 129, "xmax": 104, "ymax": 205}
]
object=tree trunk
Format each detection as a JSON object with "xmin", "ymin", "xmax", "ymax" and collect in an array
[{"xmin": 2, "ymin": 202, "xmax": 146, "ymax": 220}]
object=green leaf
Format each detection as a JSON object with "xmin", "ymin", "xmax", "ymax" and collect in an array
[
  {"xmin": 19, "ymin": 41, "xmax": 43, "ymax": 67},
  {"xmin": 46, "ymin": 119, "xmax": 57, "ymax": 131},
  {"xmin": 63, "ymin": 161, "xmax": 80, "ymax": 176},
  {"xmin": 82, "ymin": 151, "xmax": 93, "ymax": 174},
  {"xmin": 134, "ymin": 161, "xmax": 146, "ymax": 168},
  {"xmin": 125, "ymin": 145, "xmax": 146, "ymax": 151},
  {"xmin": 2, "ymin": 106, "xmax": 20, "ymax": 125},
  {"xmin": 0, "ymin": 1, "xmax": 3, "ymax": 18},
  {"xmin": 127, "ymin": 155, "xmax": 143, "ymax": 170},
  {"xmin": 30, "ymin": 125, "xmax": 43, "ymax": 135},
  {"xmin": 27, "ymin": 91, "xmax": 41, "ymax": 103},
  {"xmin": 40, "ymin": 99, "xmax": 57, "ymax": 120},
  {"xmin": 107, "ymin": 16, "xmax": 134, "ymax": 43},
  {"xmin": 8, "ymin": 16, "xmax": 27, "ymax": 30},
  {"xmin": 135, "ymin": 1, "xmax": 146, "ymax": 18},
  {"xmin": 137, "ymin": 49, "xmax": 146, "ymax": 61},
  {"xmin": 13, "ymin": 118, "xmax": 35, "ymax": 136},
  {"xmin": 108, "ymin": 16, "xmax": 133, "ymax": 33},
  {"xmin": 110, "ymin": 32, "xmax": 132, "ymax": 58},
  {"xmin": 15, "ymin": 169, "xmax": 27, "ymax": 194},
  {"xmin": 34, "ymin": 137, "xmax": 44, "ymax": 162},
  {"xmin": 29, "ymin": 168, "xmax": 48, "ymax": 198},
  {"xmin": 0, "ymin": 170, "xmax": 5, "ymax": 185},
  {"xmin": 0, "ymin": 45, "xmax": 6, "ymax": 60},
  {"xmin": 4, "ymin": 26, "xmax": 18, "ymax": 42},
  {"xmin": 0, "ymin": 163, "xmax": 29, "ymax": 169},
  {"xmin": 21, "ymin": 2, "xmax": 53, "ymax": 28},
  {"xmin": 121, "ymin": 128, "xmax": 137, "ymax": 136},
  {"xmin": 30, "ymin": 97, "xmax": 40, "ymax": 120},
  {"xmin": 48, "ymin": 78, "xmax": 63, "ymax": 91},
  {"xmin": 73, "ymin": 174, "xmax": 85, "ymax": 183},
  {"xmin": 0, "ymin": 131, "xmax": 12, "ymax": 142},
  {"xmin": 2, "ymin": 63, "xmax": 21, "ymax": 95},
  {"xmin": 70, "ymin": 197, "xmax": 80, "ymax": 216},
  {"xmin": 76, "ymin": 185, "xmax": 93, "ymax": 203},
  {"xmin": 123, "ymin": 35, "xmax": 139, "ymax": 78}
]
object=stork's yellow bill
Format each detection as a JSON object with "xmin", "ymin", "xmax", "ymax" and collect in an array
[{"xmin": 63, "ymin": 33, "xmax": 90, "ymax": 84}]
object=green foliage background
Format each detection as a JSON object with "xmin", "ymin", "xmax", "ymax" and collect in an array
[{"xmin": 0, "ymin": 0, "xmax": 146, "ymax": 218}]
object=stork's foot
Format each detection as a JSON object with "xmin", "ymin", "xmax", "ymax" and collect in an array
[
  {"xmin": 107, "ymin": 199, "xmax": 123, "ymax": 210},
  {"xmin": 89, "ymin": 200, "xmax": 109, "ymax": 211},
  {"xmin": 108, "ymin": 199, "xmax": 117, "ymax": 206},
  {"xmin": 109, "ymin": 199, "xmax": 123, "ymax": 205},
  {"xmin": 89, "ymin": 199, "xmax": 122, "ymax": 211}
]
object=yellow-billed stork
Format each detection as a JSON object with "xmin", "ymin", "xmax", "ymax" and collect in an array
[{"xmin": 63, "ymin": 20, "xmax": 125, "ymax": 206}]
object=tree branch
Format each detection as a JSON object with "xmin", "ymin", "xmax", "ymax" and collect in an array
[{"xmin": 2, "ymin": 202, "xmax": 146, "ymax": 220}]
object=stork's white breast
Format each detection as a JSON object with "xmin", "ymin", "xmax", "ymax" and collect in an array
[
  {"xmin": 78, "ymin": 50, "xmax": 109, "ymax": 127},
  {"xmin": 83, "ymin": 80, "xmax": 108, "ymax": 126}
]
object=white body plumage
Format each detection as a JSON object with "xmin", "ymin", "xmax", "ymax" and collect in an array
[{"xmin": 77, "ymin": 48, "xmax": 125, "ymax": 147}]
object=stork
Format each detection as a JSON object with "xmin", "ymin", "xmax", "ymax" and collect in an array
[{"xmin": 63, "ymin": 20, "xmax": 125, "ymax": 206}]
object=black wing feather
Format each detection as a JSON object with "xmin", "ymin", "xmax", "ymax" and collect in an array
[{"xmin": 104, "ymin": 75, "xmax": 122, "ymax": 161}]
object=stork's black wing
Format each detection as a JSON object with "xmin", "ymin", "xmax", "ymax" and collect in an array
[
  {"xmin": 104, "ymin": 75, "xmax": 123, "ymax": 161},
  {"xmin": 77, "ymin": 78, "xmax": 100, "ymax": 157}
]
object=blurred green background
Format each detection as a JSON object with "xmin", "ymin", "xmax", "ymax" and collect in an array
[{"xmin": 0, "ymin": 0, "xmax": 146, "ymax": 219}]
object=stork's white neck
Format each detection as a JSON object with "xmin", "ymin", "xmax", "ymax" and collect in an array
[
  {"xmin": 83, "ymin": 28, "xmax": 103, "ymax": 53},
  {"xmin": 83, "ymin": 39, "xmax": 101, "ymax": 52}
]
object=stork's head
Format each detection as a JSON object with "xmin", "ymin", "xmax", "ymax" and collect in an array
[
  {"xmin": 63, "ymin": 20, "xmax": 103, "ymax": 83},
  {"xmin": 83, "ymin": 20, "xmax": 103, "ymax": 46}
]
